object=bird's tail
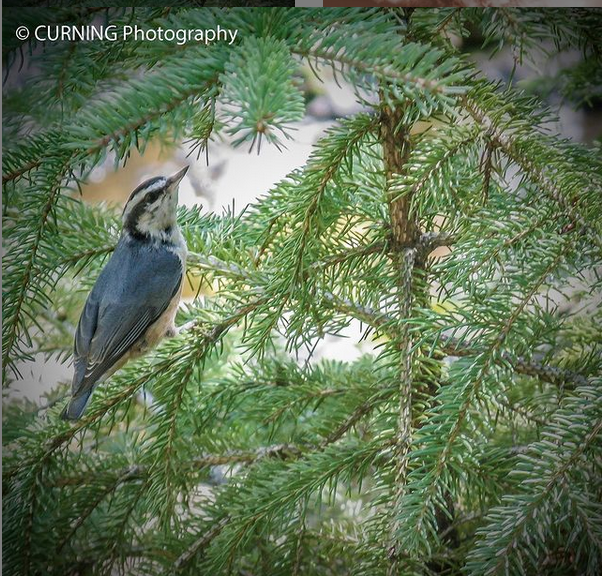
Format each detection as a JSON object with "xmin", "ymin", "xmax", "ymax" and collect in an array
[{"xmin": 60, "ymin": 391, "xmax": 92, "ymax": 421}]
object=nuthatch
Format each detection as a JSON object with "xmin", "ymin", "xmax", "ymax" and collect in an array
[{"xmin": 61, "ymin": 167, "xmax": 189, "ymax": 420}]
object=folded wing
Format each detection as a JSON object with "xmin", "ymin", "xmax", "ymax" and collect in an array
[{"xmin": 63, "ymin": 238, "xmax": 182, "ymax": 419}]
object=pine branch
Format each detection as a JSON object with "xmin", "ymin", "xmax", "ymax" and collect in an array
[
  {"xmin": 3, "ymin": 298, "xmax": 266, "ymax": 485},
  {"xmin": 2, "ymin": 167, "xmax": 70, "ymax": 378},
  {"xmin": 463, "ymin": 95, "xmax": 602, "ymax": 249},
  {"xmin": 466, "ymin": 386, "xmax": 602, "ymax": 575},
  {"xmin": 173, "ymin": 517, "xmax": 230, "ymax": 573},
  {"xmin": 393, "ymin": 239, "xmax": 578, "ymax": 555},
  {"xmin": 379, "ymin": 98, "xmax": 421, "ymax": 568},
  {"xmin": 321, "ymin": 292, "xmax": 589, "ymax": 390}
]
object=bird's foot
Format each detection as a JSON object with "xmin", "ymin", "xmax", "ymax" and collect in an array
[{"xmin": 175, "ymin": 319, "xmax": 199, "ymax": 335}]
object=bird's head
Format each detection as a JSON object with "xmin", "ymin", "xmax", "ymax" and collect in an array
[{"xmin": 122, "ymin": 167, "xmax": 188, "ymax": 240}]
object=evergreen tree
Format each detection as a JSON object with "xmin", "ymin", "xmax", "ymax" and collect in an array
[{"xmin": 3, "ymin": 7, "xmax": 602, "ymax": 576}]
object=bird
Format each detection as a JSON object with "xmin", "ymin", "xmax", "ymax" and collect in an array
[{"xmin": 60, "ymin": 167, "xmax": 189, "ymax": 421}]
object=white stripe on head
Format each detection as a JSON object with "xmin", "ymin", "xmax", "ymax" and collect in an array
[
  {"xmin": 122, "ymin": 177, "xmax": 168, "ymax": 223},
  {"xmin": 121, "ymin": 174, "xmax": 183, "ymax": 242}
]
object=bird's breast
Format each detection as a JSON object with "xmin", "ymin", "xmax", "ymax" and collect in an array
[{"xmin": 164, "ymin": 227, "xmax": 188, "ymax": 268}]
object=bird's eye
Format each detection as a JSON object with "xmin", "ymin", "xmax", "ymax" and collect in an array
[{"xmin": 146, "ymin": 189, "xmax": 163, "ymax": 204}]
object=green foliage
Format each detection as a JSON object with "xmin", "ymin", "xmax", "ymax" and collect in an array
[
  {"xmin": 3, "ymin": 7, "xmax": 602, "ymax": 576},
  {"xmin": 219, "ymin": 35, "xmax": 305, "ymax": 151}
]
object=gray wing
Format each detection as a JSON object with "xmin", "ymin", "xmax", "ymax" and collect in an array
[{"xmin": 71, "ymin": 237, "xmax": 183, "ymax": 397}]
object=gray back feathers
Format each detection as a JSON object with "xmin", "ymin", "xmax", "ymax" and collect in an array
[{"xmin": 63, "ymin": 234, "xmax": 183, "ymax": 419}]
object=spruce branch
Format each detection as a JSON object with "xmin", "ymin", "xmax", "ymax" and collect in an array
[
  {"xmin": 166, "ymin": 417, "xmax": 392, "ymax": 572},
  {"xmin": 52, "ymin": 445, "xmax": 303, "ymax": 489},
  {"xmin": 463, "ymin": 96, "xmax": 602, "ymax": 249},
  {"xmin": 22, "ymin": 465, "xmax": 42, "ymax": 576},
  {"xmin": 3, "ymin": 47, "xmax": 225, "ymax": 188},
  {"xmin": 3, "ymin": 298, "xmax": 266, "ymax": 485},
  {"xmin": 293, "ymin": 26, "xmax": 469, "ymax": 115},
  {"xmin": 105, "ymin": 478, "xmax": 147, "ymax": 573},
  {"xmin": 322, "ymin": 292, "xmax": 590, "ymax": 390},
  {"xmin": 510, "ymin": 356, "xmax": 589, "ymax": 388},
  {"xmin": 289, "ymin": 115, "xmax": 378, "ymax": 286},
  {"xmin": 379, "ymin": 99, "xmax": 421, "ymax": 568},
  {"xmin": 2, "ymin": 166, "xmax": 71, "ymax": 378},
  {"xmin": 2, "ymin": 159, "xmax": 42, "ymax": 185},
  {"xmin": 466, "ymin": 386, "xmax": 602, "ymax": 575},
  {"xmin": 394, "ymin": 239, "xmax": 578, "ymax": 555},
  {"xmin": 172, "ymin": 517, "xmax": 230, "ymax": 574},
  {"xmin": 55, "ymin": 465, "xmax": 144, "ymax": 554},
  {"xmin": 319, "ymin": 391, "xmax": 389, "ymax": 449}
]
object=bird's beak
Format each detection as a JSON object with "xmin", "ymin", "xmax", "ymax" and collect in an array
[{"xmin": 166, "ymin": 166, "xmax": 189, "ymax": 190}]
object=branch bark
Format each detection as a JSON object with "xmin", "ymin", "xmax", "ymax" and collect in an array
[
  {"xmin": 321, "ymin": 292, "xmax": 589, "ymax": 391},
  {"xmin": 463, "ymin": 97, "xmax": 601, "ymax": 249},
  {"xmin": 379, "ymin": 101, "xmax": 421, "ymax": 568}
]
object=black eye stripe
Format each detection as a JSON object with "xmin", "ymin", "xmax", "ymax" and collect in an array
[
  {"xmin": 122, "ymin": 176, "xmax": 171, "ymax": 236},
  {"xmin": 149, "ymin": 189, "xmax": 163, "ymax": 202},
  {"xmin": 125, "ymin": 177, "xmax": 165, "ymax": 207}
]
